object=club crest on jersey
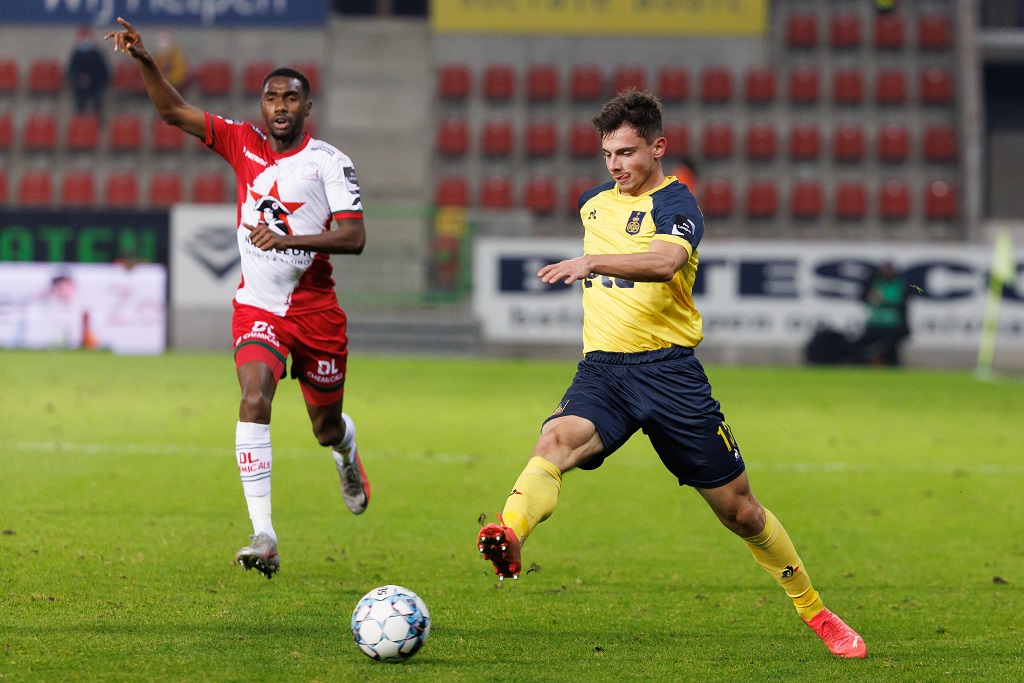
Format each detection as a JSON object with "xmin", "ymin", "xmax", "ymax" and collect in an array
[
  {"xmin": 248, "ymin": 180, "xmax": 304, "ymax": 235},
  {"xmin": 625, "ymin": 211, "xmax": 646, "ymax": 235}
]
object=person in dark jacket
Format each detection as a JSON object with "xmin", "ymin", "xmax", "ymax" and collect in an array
[{"xmin": 66, "ymin": 26, "xmax": 110, "ymax": 115}]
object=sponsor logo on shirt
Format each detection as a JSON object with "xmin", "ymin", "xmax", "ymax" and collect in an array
[
  {"xmin": 671, "ymin": 214, "xmax": 696, "ymax": 239},
  {"xmin": 243, "ymin": 146, "xmax": 268, "ymax": 167}
]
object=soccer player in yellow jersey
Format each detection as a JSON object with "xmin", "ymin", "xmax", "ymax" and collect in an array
[{"xmin": 477, "ymin": 90, "xmax": 867, "ymax": 659}]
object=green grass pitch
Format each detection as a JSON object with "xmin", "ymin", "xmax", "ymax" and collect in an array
[{"xmin": 1, "ymin": 350, "xmax": 1021, "ymax": 682}]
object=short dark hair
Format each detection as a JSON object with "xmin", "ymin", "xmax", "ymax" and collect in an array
[
  {"xmin": 262, "ymin": 67, "xmax": 311, "ymax": 98},
  {"xmin": 591, "ymin": 89, "xmax": 663, "ymax": 143}
]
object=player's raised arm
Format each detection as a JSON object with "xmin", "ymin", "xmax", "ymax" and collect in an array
[{"xmin": 104, "ymin": 17, "xmax": 205, "ymax": 139}]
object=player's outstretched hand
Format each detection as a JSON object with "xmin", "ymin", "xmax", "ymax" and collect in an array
[
  {"xmin": 538, "ymin": 257, "xmax": 593, "ymax": 285},
  {"xmin": 104, "ymin": 17, "xmax": 147, "ymax": 59},
  {"xmin": 242, "ymin": 222, "xmax": 285, "ymax": 251}
]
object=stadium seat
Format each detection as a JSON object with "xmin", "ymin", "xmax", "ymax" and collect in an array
[
  {"xmin": 786, "ymin": 12, "xmax": 818, "ymax": 49},
  {"xmin": 65, "ymin": 113, "xmax": 101, "ymax": 152},
  {"xmin": 151, "ymin": 119, "xmax": 186, "ymax": 153},
  {"xmin": 787, "ymin": 66, "xmax": 820, "ymax": 105},
  {"xmin": 0, "ymin": 170, "xmax": 7, "ymax": 204},
  {"xmin": 925, "ymin": 180, "xmax": 957, "ymax": 220},
  {"xmin": 879, "ymin": 179, "xmax": 911, "ymax": 220},
  {"xmin": 570, "ymin": 65, "xmax": 604, "ymax": 101},
  {"xmin": 525, "ymin": 120, "xmax": 558, "ymax": 158},
  {"xmin": 483, "ymin": 64, "xmax": 516, "ymax": 101},
  {"xmin": 830, "ymin": 12, "xmax": 861, "ymax": 49},
  {"xmin": 566, "ymin": 176, "xmax": 599, "ymax": 214},
  {"xmin": 27, "ymin": 58, "xmax": 63, "ymax": 94},
  {"xmin": 108, "ymin": 114, "xmax": 144, "ymax": 152},
  {"xmin": 437, "ymin": 63, "xmax": 471, "ymax": 101},
  {"xmin": 0, "ymin": 59, "xmax": 18, "ymax": 94},
  {"xmin": 60, "ymin": 170, "xmax": 95, "ymax": 207},
  {"xmin": 435, "ymin": 175, "xmax": 469, "ymax": 207},
  {"xmin": 744, "ymin": 67, "xmax": 776, "ymax": 104},
  {"xmin": 612, "ymin": 65, "xmax": 647, "ymax": 94},
  {"xmin": 662, "ymin": 121, "xmax": 689, "ymax": 158},
  {"xmin": 481, "ymin": 119, "xmax": 513, "ymax": 157},
  {"xmin": 699, "ymin": 178, "xmax": 734, "ymax": 218},
  {"xmin": 478, "ymin": 175, "xmax": 513, "ymax": 209},
  {"xmin": 290, "ymin": 61, "xmax": 321, "ymax": 95},
  {"xmin": 920, "ymin": 67, "xmax": 953, "ymax": 105},
  {"xmin": 745, "ymin": 180, "xmax": 779, "ymax": 219},
  {"xmin": 17, "ymin": 169, "xmax": 53, "ymax": 206},
  {"xmin": 877, "ymin": 123, "xmax": 910, "ymax": 163},
  {"xmin": 875, "ymin": 68, "xmax": 908, "ymax": 105},
  {"xmin": 196, "ymin": 60, "xmax": 232, "ymax": 96},
  {"xmin": 191, "ymin": 172, "xmax": 228, "ymax": 203},
  {"xmin": 923, "ymin": 124, "xmax": 958, "ymax": 163},
  {"xmin": 834, "ymin": 182, "xmax": 867, "ymax": 219},
  {"xmin": 832, "ymin": 68, "xmax": 864, "ymax": 105},
  {"xmin": 832, "ymin": 123, "xmax": 865, "ymax": 162},
  {"xmin": 874, "ymin": 12, "xmax": 905, "ymax": 49},
  {"xmin": 657, "ymin": 66, "xmax": 689, "ymax": 103},
  {"xmin": 23, "ymin": 113, "xmax": 58, "ymax": 152},
  {"xmin": 436, "ymin": 117, "xmax": 469, "ymax": 157},
  {"xmin": 789, "ymin": 123, "xmax": 822, "ymax": 161},
  {"xmin": 917, "ymin": 14, "xmax": 952, "ymax": 51},
  {"xmin": 701, "ymin": 121, "xmax": 734, "ymax": 159},
  {"xmin": 243, "ymin": 60, "xmax": 275, "ymax": 96},
  {"xmin": 790, "ymin": 181, "xmax": 824, "ymax": 219},
  {"xmin": 148, "ymin": 172, "xmax": 184, "ymax": 207},
  {"xmin": 104, "ymin": 172, "xmax": 140, "ymax": 207},
  {"xmin": 112, "ymin": 61, "xmax": 146, "ymax": 95},
  {"xmin": 524, "ymin": 176, "xmax": 557, "ymax": 215},
  {"xmin": 745, "ymin": 123, "xmax": 777, "ymax": 161},
  {"xmin": 699, "ymin": 66, "xmax": 732, "ymax": 104},
  {"xmin": 526, "ymin": 64, "xmax": 559, "ymax": 102},
  {"xmin": 0, "ymin": 112, "xmax": 13, "ymax": 151},
  {"xmin": 569, "ymin": 120, "xmax": 600, "ymax": 158}
]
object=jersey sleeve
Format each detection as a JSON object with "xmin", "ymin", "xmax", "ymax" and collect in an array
[
  {"xmin": 203, "ymin": 112, "xmax": 246, "ymax": 166},
  {"xmin": 651, "ymin": 182, "xmax": 705, "ymax": 255},
  {"xmin": 322, "ymin": 151, "xmax": 364, "ymax": 221}
]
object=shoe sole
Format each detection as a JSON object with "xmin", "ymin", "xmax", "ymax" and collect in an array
[
  {"xmin": 236, "ymin": 552, "xmax": 279, "ymax": 579},
  {"xmin": 477, "ymin": 526, "xmax": 519, "ymax": 580}
]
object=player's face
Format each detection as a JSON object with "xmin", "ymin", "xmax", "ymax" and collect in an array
[
  {"xmin": 261, "ymin": 76, "xmax": 311, "ymax": 142},
  {"xmin": 602, "ymin": 125, "xmax": 666, "ymax": 196}
]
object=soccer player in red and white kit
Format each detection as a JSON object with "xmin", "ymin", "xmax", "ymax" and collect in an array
[{"xmin": 106, "ymin": 18, "xmax": 370, "ymax": 579}]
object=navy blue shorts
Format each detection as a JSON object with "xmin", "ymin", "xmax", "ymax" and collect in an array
[{"xmin": 543, "ymin": 346, "xmax": 745, "ymax": 488}]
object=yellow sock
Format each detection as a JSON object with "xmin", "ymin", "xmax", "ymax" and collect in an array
[
  {"xmin": 743, "ymin": 508, "xmax": 825, "ymax": 621},
  {"xmin": 500, "ymin": 457, "xmax": 562, "ymax": 544}
]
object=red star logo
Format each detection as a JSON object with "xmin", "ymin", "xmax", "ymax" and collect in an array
[{"xmin": 249, "ymin": 181, "xmax": 304, "ymax": 235}]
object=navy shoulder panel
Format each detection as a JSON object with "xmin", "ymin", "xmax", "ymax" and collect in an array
[
  {"xmin": 578, "ymin": 180, "xmax": 616, "ymax": 212},
  {"xmin": 651, "ymin": 181, "xmax": 705, "ymax": 250}
]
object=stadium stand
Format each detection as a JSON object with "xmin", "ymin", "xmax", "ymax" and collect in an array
[
  {"xmin": 191, "ymin": 171, "xmax": 228, "ymax": 204},
  {"xmin": 479, "ymin": 175, "xmax": 513, "ymax": 208},
  {"xmin": 923, "ymin": 124, "xmax": 958, "ymax": 163},
  {"xmin": 700, "ymin": 178, "xmax": 734, "ymax": 218},
  {"xmin": 27, "ymin": 58, "xmax": 63, "ymax": 94},
  {"xmin": 103, "ymin": 172, "xmax": 140, "ymax": 208},
  {"xmin": 699, "ymin": 66, "xmax": 732, "ymax": 104},
  {"xmin": 151, "ymin": 118, "xmax": 187, "ymax": 153},
  {"xmin": 17, "ymin": 169, "xmax": 53, "ymax": 206},
  {"xmin": 744, "ymin": 66, "xmax": 776, "ymax": 104},
  {"xmin": 925, "ymin": 180, "xmax": 957, "ymax": 220},
  {"xmin": 877, "ymin": 123, "xmax": 911, "ymax": 163},
  {"xmin": 834, "ymin": 181, "xmax": 867, "ymax": 220},
  {"xmin": 60, "ymin": 170, "xmax": 96, "ymax": 207},
  {"xmin": 917, "ymin": 13, "xmax": 952, "ymax": 51},
  {"xmin": 565, "ymin": 176, "xmax": 598, "ymax": 214},
  {"xmin": 196, "ymin": 60, "xmax": 232, "ymax": 97},
  {"xmin": 787, "ymin": 66, "xmax": 820, "ymax": 105},
  {"xmin": 830, "ymin": 11, "xmax": 861, "ymax": 49},
  {"xmin": 524, "ymin": 120, "xmax": 558, "ymax": 158},
  {"xmin": 24, "ymin": 113, "xmax": 58, "ymax": 152},
  {"xmin": 108, "ymin": 114, "xmax": 144, "ymax": 152},
  {"xmin": 612, "ymin": 65, "xmax": 647, "ymax": 94},
  {"xmin": 832, "ymin": 123, "xmax": 866, "ymax": 162},
  {"xmin": 526, "ymin": 64, "xmax": 559, "ymax": 102},
  {"xmin": 745, "ymin": 122, "xmax": 778, "ymax": 161},
  {"xmin": 243, "ymin": 60, "xmax": 275, "ymax": 96},
  {"xmin": 0, "ymin": 169, "xmax": 7, "ymax": 204},
  {"xmin": 785, "ymin": 11, "xmax": 818, "ymax": 49},
  {"xmin": 437, "ymin": 63, "xmax": 471, "ymax": 101},
  {"xmin": 657, "ymin": 65, "xmax": 688, "ymax": 103},
  {"xmin": 66, "ymin": 113, "xmax": 101, "ymax": 152},
  {"xmin": 435, "ymin": 175, "xmax": 469, "ymax": 207},
  {"xmin": 112, "ymin": 61, "xmax": 146, "ymax": 96},
  {"xmin": 569, "ymin": 65, "xmax": 604, "ymax": 101},
  {"xmin": 920, "ymin": 67, "xmax": 954, "ymax": 105},
  {"xmin": 436, "ymin": 117, "xmax": 469, "ymax": 157},
  {"xmin": 873, "ymin": 11, "xmax": 905, "ymax": 49},
  {"xmin": 701, "ymin": 121, "xmax": 734, "ymax": 159},
  {"xmin": 480, "ymin": 119, "xmax": 513, "ymax": 158},
  {"xmin": 745, "ymin": 180, "xmax": 779, "ymax": 219},
  {"xmin": 875, "ymin": 68, "xmax": 908, "ymax": 105},
  {"xmin": 569, "ymin": 120, "xmax": 600, "ymax": 158},
  {"xmin": 832, "ymin": 68, "xmax": 864, "ymax": 105},
  {"xmin": 148, "ymin": 171, "xmax": 184, "ymax": 207},
  {"xmin": 790, "ymin": 180, "xmax": 823, "ymax": 219},
  {"xmin": 482, "ymin": 64, "xmax": 515, "ymax": 101},
  {"xmin": 0, "ymin": 112, "xmax": 13, "ymax": 151},
  {"xmin": 662, "ymin": 121, "xmax": 689, "ymax": 158},
  {"xmin": 879, "ymin": 179, "xmax": 912, "ymax": 220},
  {"xmin": 0, "ymin": 58, "xmax": 17, "ymax": 95},
  {"xmin": 523, "ymin": 176, "xmax": 557, "ymax": 214},
  {"xmin": 789, "ymin": 123, "xmax": 822, "ymax": 161}
]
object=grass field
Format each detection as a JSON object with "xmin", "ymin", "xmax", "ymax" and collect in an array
[{"xmin": 1, "ymin": 350, "xmax": 1022, "ymax": 682}]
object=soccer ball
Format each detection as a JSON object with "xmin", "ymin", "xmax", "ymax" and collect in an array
[{"xmin": 351, "ymin": 585, "xmax": 430, "ymax": 662}]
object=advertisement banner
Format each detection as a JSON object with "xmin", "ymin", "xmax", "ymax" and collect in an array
[
  {"xmin": 472, "ymin": 238, "xmax": 1024, "ymax": 350},
  {"xmin": 0, "ymin": 262, "xmax": 167, "ymax": 354},
  {"xmin": 170, "ymin": 203, "xmax": 240, "ymax": 309},
  {"xmin": 431, "ymin": 0, "xmax": 768, "ymax": 36},
  {"xmin": 0, "ymin": 0, "xmax": 329, "ymax": 27},
  {"xmin": 0, "ymin": 210, "xmax": 170, "ymax": 265}
]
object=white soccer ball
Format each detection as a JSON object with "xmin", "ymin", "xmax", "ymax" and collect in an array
[{"xmin": 351, "ymin": 584, "xmax": 431, "ymax": 662}]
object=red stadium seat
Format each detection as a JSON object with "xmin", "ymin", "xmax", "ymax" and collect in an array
[
  {"xmin": 786, "ymin": 12, "xmax": 818, "ymax": 49},
  {"xmin": 66, "ymin": 113, "xmax": 101, "ymax": 152},
  {"xmin": 918, "ymin": 14, "xmax": 952, "ymax": 51},
  {"xmin": 437, "ymin": 64, "xmax": 471, "ymax": 101},
  {"xmin": 151, "ymin": 119, "xmax": 186, "ymax": 153},
  {"xmin": 0, "ymin": 113, "xmax": 12, "ymax": 151},
  {"xmin": 526, "ymin": 64, "xmax": 559, "ymax": 102},
  {"xmin": 877, "ymin": 123, "xmax": 910, "ymax": 163},
  {"xmin": 17, "ymin": 169, "xmax": 53, "ymax": 206},
  {"xmin": 789, "ymin": 123, "xmax": 822, "ymax": 161},
  {"xmin": 830, "ymin": 12, "xmax": 861, "ymax": 49},
  {"xmin": 832, "ymin": 123, "xmax": 865, "ymax": 162},
  {"xmin": 657, "ymin": 66, "xmax": 689, "ymax": 103},
  {"xmin": 525, "ymin": 120, "xmax": 558, "ymax": 158},
  {"xmin": 243, "ymin": 61, "xmax": 275, "ymax": 96},
  {"xmin": 290, "ymin": 61, "xmax": 321, "ymax": 95},
  {"xmin": 699, "ymin": 178, "xmax": 734, "ymax": 218},
  {"xmin": 744, "ymin": 67, "xmax": 776, "ymax": 104},
  {"xmin": 483, "ymin": 64, "xmax": 516, "ymax": 101},
  {"xmin": 874, "ymin": 12, "xmax": 905, "ymax": 49},
  {"xmin": 569, "ymin": 120, "xmax": 600, "ymax": 158},
  {"xmin": 0, "ymin": 59, "xmax": 18, "ymax": 94},
  {"xmin": 790, "ymin": 181, "xmax": 823, "ymax": 219},
  {"xmin": 60, "ymin": 170, "xmax": 95, "ymax": 207},
  {"xmin": 481, "ymin": 119, "xmax": 513, "ymax": 158},
  {"xmin": 104, "ymin": 172, "xmax": 139, "ymax": 207},
  {"xmin": 148, "ymin": 172, "xmax": 184, "ymax": 207},
  {"xmin": 920, "ymin": 67, "xmax": 953, "ymax": 105},
  {"xmin": 745, "ymin": 180, "xmax": 779, "ymax": 219},
  {"xmin": 662, "ymin": 122, "xmax": 689, "ymax": 158},
  {"xmin": 436, "ymin": 117, "xmax": 469, "ymax": 157},
  {"xmin": 787, "ymin": 66, "xmax": 820, "ymax": 104},
  {"xmin": 699, "ymin": 66, "xmax": 732, "ymax": 104},
  {"xmin": 435, "ymin": 175, "xmax": 469, "ymax": 207},
  {"xmin": 834, "ymin": 182, "xmax": 867, "ymax": 219},
  {"xmin": 112, "ymin": 61, "xmax": 146, "ymax": 95},
  {"xmin": 566, "ymin": 176, "xmax": 599, "ymax": 214},
  {"xmin": 875, "ymin": 68, "xmax": 908, "ymax": 105},
  {"xmin": 701, "ymin": 121, "xmax": 734, "ymax": 159},
  {"xmin": 23, "ymin": 113, "xmax": 58, "ymax": 152},
  {"xmin": 925, "ymin": 180, "xmax": 957, "ymax": 220},
  {"xmin": 0, "ymin": 170, "xmax": 7, "ymax": 204},
  {"xmin": 879, "ymin": 180, "xmax": 911, "ymax": 220},
  {"xmin": 570, "ymin": 65, "xmax": 604, "ymax": 101},
  {"xmin": 27, "ymin": 58, "xmax": 63, "ymax": 94},
  {"xmin": 108, "ymin": 114, "xmax": 144, "ymax": 152},
  {"xmin": 612, "ymin": 65, "xmax": 647, "ymax": 94},
  {"xmin": 745, "ymin": 123, "xmax": 777, "ymax": 161},
  {"xmin": 524, "ymin": 177, "xmax": 557, "ymax": 215},
  {"xmin": 192, "ymin": 172, "xmax": 228, "ymax": 203},
  {"xmin": 832, "ymin": 68, "xmax": 864, "ymax": 105},
  {"xmin": 196, "ymin": 60, "xmax": 232, "ymax": 96},
  {"xmin": 478, "ymin": 175, "xmax": 513, "ymax": 209},
  {"xmin": 923, "ymin": 125, "xmax": 958, "ymax": 163}
]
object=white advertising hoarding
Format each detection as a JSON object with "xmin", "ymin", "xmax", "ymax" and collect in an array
[{"xmin": 170, "ymin": 204, "xmax": 240, "ymax": 309}]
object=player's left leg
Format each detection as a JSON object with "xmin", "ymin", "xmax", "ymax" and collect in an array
[{"xmin": 307, "ymin": 399, "xmax": 369, "ymax": 515}]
